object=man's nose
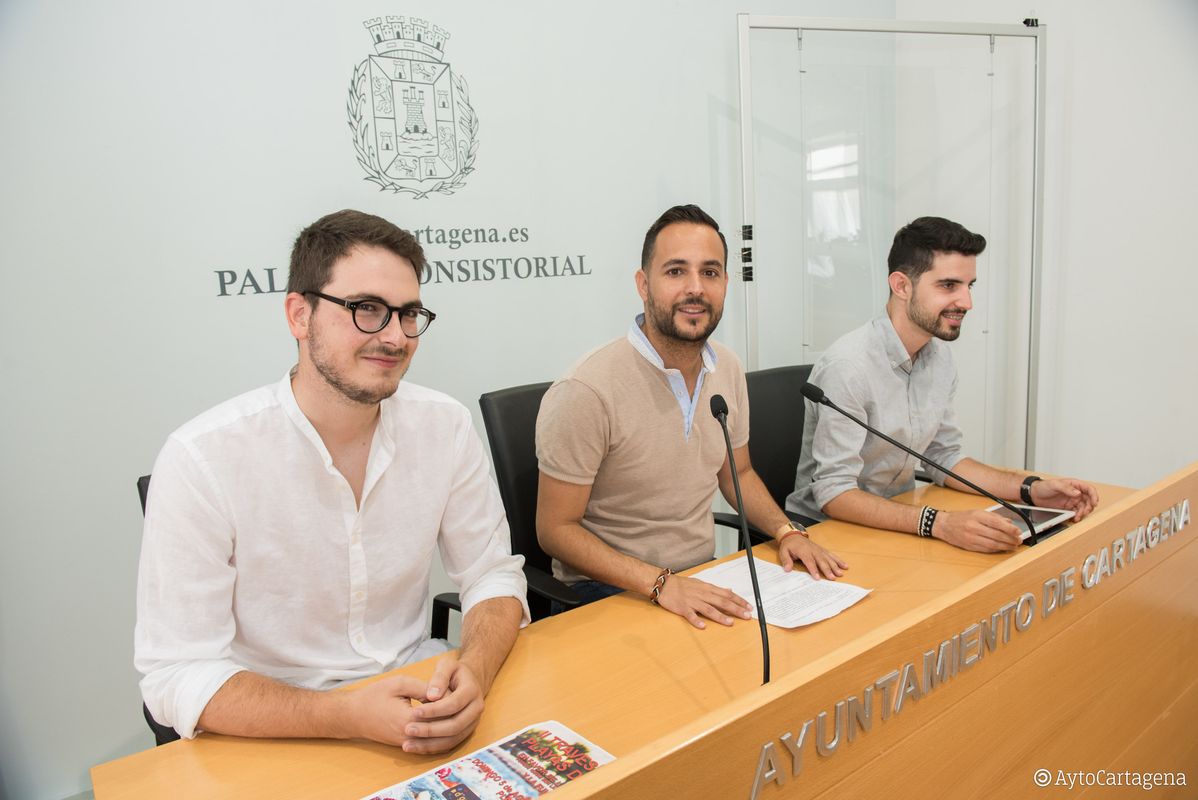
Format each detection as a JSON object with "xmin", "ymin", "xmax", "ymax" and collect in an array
[
  {"xmin": 957, "ymin": 287, "xmax": 974, "ymax": 311},
  {"xmin": 376, "ymin": 311, "xmax": 413, "ymax": 343}
]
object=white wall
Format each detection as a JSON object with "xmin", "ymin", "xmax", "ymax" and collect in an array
[
  {"xmin": 0, "ymin": 1, "xmax": 891, "ymax": 798},
  {"xmin": 894, "ymin": 0, "xmax": 1198, "ymax": 487}
]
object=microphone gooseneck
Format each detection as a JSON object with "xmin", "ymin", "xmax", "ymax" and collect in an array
[
  {"xmin": 710, "ymin": 393, "xmax": 771, "ymax": 684},
  {"xmin": 801, "ymin": 382, "xmax": 1041, "ymax": 544}
]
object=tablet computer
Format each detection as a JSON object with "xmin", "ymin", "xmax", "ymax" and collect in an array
[{"xmin": 985, "ymin": 503, "xmax": 1075, "ymax": 540}]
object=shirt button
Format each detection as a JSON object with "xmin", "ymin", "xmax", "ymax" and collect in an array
[
  {"xmin": 356, "ymin": 635, "xmax": 364, "ymax": 644},
  {"xmin": 354, "ymin": 591, "xmax": 364, "ymax": 601}
]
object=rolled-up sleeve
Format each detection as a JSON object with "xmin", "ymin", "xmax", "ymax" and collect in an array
[
  {"xmin": 437, "ymin": 407, "xmax": 530, "ymax": 625},
  {"xmin": 808, "ymin": 360, "xmax": 872, "ymax": 512},
  {"xmin": 134, "ymin": 437, "xmax": 245, "ymax": 739}
]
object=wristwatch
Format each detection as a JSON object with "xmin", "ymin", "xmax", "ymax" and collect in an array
[
  {"xmin": 1020, "ymin": 475, "xmax": 1042, "ymax": 505},
  {"xmin": 777, "ymin": 520, "xmax": 809, "ymax": 542}
]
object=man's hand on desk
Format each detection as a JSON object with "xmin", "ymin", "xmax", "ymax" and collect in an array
[
  {"xmin": 343, "ymin": 654, "xmax": 485, "ymax": 754},
  {"xmin": 777, "ymin": 534, "xmax": 848, "ymax": 579},
  {"xmin": 1030, "ymin": 478, "xmax": 1100, "ymax": 521},
  {"xmin": 656, "ymin": 574, "xmax": 753, "ymax": 629},
  {"xmin": 932, "ymin": 509, "xmax": 1022, "ymax": 553},
  {"xmin": 401, "ymin": 654, "xmax": 485, "ymax": 754},
  {"xmin": 341, "ymin": 673, "xmax": 429, "ymax": 748}
]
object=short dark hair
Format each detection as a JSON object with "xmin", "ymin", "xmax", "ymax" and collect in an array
[
  {"xmin": 640, "ymin": 204, "xmax": 728, "ymax": 269},
  {"xmin": 887, "ymin": 217, "xmax": 986, "ymax": 281},
  {"xmin": 286, "ymin": 209, "xmax": 425, "ymax": 298}
]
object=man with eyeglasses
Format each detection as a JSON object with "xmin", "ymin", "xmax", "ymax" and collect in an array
[{"xmin": 136, "ymin": 209, "xmax": 527, "ymax": 754}]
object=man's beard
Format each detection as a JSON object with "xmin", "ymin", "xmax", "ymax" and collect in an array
[
  {"xmin": 308, "ymin": 323, "xmax": 408, "ymax": 405},
  {"xmin": 645, "ymin": 294, "xmax": 722, "ymax": 343},
  {"xmin": 907, "ymin": 295, "xmax": 965, "ymax": 342}
]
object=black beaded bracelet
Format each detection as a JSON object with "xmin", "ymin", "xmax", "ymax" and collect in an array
[{"xmin": 918, "ymin": 505, "xmax": 939, "ymax": 538}]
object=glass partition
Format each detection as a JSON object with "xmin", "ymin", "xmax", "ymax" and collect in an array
[{"xmin": 738, "ymin": 18, "xmax": 1044, "ymax": 467}]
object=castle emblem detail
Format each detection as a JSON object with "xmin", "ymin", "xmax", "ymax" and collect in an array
[{"xmin": 348, "ymin": 17, "xmax": 478, "ymax": 199}]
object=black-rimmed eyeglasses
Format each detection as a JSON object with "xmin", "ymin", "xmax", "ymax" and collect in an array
[{"xmin": 305, "ymin": 291, "xmax": 437, "ymax": 337}]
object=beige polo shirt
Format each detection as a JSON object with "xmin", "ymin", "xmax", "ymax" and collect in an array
[{"xmin": 536, "ymin": 323, "xmax": 750, "ymax": 584}]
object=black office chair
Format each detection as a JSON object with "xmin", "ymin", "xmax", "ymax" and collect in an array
[
  {"xmin": 712, "ymin": 364, "xmax": 818, "ymax": 539},
  {"xmin": 135, "ymin": 474, "xmax": 183, "ymax": 746},
  {"xmin": 431, "ymin": 382, "xmax": 581, "ymax": 633},
  {"xmin": 744, "ymin": 364, "xmax": 814, "ymax": 511}
]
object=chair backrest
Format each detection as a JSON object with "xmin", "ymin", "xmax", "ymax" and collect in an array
[
  {"xmin": 137, "ymin": 475, "xmax": 151, "ymax": 514},
  {"xmin": 478, "ymin": 382, "xmax": 553, "ymax": 575},
  {"xmin": 744, "ymin": 364, "xmax": 814, "ymax": 509},
  {"xmin": 134, "ymin": 473, "xmax": 182, "ymax": 746}
]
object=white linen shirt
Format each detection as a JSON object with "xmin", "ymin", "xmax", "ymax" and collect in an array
[{"xmin": 135, "ymin": 373, "xmax": 528, "ymax": 738}]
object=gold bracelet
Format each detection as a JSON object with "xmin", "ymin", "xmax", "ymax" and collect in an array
[{"xmin": 649, "ymin": 567, "xmax": 674, "ymax": 606}]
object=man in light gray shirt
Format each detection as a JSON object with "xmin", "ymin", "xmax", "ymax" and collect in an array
[{"xmin": 786, "ymin": 217, "xmax": 1099, "ymax": 553}]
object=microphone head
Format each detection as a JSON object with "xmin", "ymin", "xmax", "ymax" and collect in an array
[
  {"xmin": 800, "ymin": 383, "xmax": 826, "ymax": 404},
  {"xmin": 710, "ymin": 394, "xmax": 729, "ymax": 419}
]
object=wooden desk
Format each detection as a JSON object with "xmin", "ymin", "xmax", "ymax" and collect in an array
[{"xmin": 92, "ymin": 465, "xmax": 1198, "ymax": 799}]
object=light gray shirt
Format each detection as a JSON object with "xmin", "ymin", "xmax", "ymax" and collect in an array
[{"xmin": 786, "ymin": 314, "xmax": 965, "ymax": 521}]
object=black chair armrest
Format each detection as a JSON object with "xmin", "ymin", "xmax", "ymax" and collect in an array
[
  {"xmin": 432, "ymin": 570, "xmax": 581, "ymax": 636},
  {"xmin": 713, "ymin": 511, "xmax": 773, "ymax": 547},
  {"xmin": 431, "ymin": 592, "xmax": 462, "ymax": 640},
  {"xmin": 143, "ymin": 703, "xmax": 181, "ymax": 747},
  {"xmin": 525, "ymin": 566, "xmax": 582, "ymax": 608},
  {"xmin": 788, "ymin": 512, "xmax": 820, "ymax": 529}
]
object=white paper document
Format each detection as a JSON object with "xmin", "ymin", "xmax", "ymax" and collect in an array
[{"xmin": 693, "ymin": 557, "xmax": 872, "ymax": 628}]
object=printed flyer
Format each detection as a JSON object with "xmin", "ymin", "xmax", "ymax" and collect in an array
[{"xmin": 361, "ymin": 720, "xmax": 614, "ymax": 800}]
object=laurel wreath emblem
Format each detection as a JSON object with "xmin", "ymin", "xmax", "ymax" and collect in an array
[{"xmin": 347, "ymin": 61, "xmax": 479, "ymax": 199}]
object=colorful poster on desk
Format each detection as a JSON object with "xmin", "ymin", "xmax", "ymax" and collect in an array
[{"xmin": 361, "ymin": 720, "xmax": 615, "ymax": 800}]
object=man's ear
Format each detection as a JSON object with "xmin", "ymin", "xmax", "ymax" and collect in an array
[
  {"xmin": 635, "ymin": 268, "xmax": 649, "ymax": 303},
  {"xmin": 888, "ymin": 270, "xmax": 912, "ymax": 300},
  {"xmin": 284, "ymin": 292, "xmax": 312, "ymax": 341}
]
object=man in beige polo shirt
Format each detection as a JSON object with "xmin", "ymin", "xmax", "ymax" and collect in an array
[{"xmin": 536, "ymin": 204, "xmax": 848, "ymax": 629}]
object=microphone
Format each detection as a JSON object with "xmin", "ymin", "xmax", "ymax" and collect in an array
[
  {"xmin": 799, "ymin": 383, "xmax": 1042, "ymax": 545},
  {"xmin": 710, "ymin": 394, "xmax": 771, "ymax": 684}
]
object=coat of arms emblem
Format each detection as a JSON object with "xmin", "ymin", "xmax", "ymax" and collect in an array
[{"xmin": 348, "ymin": 17, "xmax": 478, "ymax": 199}]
